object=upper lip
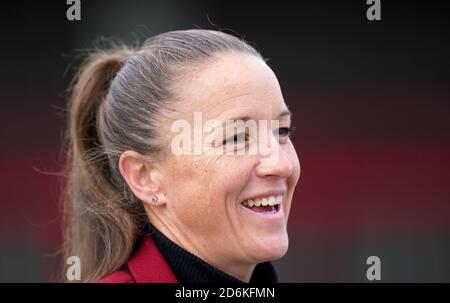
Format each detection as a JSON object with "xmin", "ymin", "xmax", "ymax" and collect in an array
[{"xmin": 241, "ymin": 189, "xmax": 286, "ymax": 203}]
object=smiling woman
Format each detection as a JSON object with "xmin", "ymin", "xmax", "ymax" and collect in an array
[{"xmin": 62, "ymin": 29, "xmax": 301, "ymax": 283}]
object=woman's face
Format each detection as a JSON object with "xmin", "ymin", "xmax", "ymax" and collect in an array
[{"xmin": 154, "ymin": 51, "xmax": 300, "ymax": 280}]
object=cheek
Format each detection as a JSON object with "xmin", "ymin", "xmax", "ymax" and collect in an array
[{"xmin": 164, "ymin": 154, "xmax": 247, "ymax": 232}]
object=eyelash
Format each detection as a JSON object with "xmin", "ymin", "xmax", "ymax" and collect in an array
[
  {"xmin": 223, "ymin": 132, "xmax": 248, "ymax": 145},
  {"xmin": 278, "ymin": 126, "xmax": 295, "ymax": 138},
  {"xmin": 222, "ymin": 126, "xmax": 295, "ymax": 145}
]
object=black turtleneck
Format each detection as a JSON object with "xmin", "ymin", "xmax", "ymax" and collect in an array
[{"xmin": 147, "ymin": 224, "xmax": 278, "ymax": 283}]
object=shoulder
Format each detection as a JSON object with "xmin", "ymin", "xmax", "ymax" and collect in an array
[
  {"xmin": 96, "ymin": 234, "xmax": 177, "ymax": 283},
  {"xmin": 97, "ymin": 270, "xmax": 134, "ymax": 283}
]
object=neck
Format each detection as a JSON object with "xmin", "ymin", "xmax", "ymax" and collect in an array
[{"xmin": 148, "ymin": 216, "xmax": 256, "ymax": 282}]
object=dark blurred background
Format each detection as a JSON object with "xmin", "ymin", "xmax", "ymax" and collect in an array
[{"xmin": 1, "ymin": 0, "xmax": 449, "ymax": 282}]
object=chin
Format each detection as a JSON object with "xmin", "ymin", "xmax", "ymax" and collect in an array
[{"xmin": 250, "ymin": 232, "xmax": 289, "ymax": 262}]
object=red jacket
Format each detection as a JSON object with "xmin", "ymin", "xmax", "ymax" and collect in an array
[{"xmin": 98, "ymin": 234, "xmax": 178, "ymax": 283}]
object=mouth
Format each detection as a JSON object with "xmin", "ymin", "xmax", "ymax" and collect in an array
[{"xmin": 241, "ymin": 194, "xmax": 283, "ymax": 214}]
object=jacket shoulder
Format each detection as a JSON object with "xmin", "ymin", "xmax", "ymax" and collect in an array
[{"xmin": 97, "ymin": 270, "xmax": 134, "ymax": 283}]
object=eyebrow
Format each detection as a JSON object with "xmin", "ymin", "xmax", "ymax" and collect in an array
[
  {"xmin": 209, "ymin": 109, "xmax": 292, "ymax": 134},
  {"xmin": 225, "ymin": 109, "xmax": 292, "ymax": 124},
  {"xmin": 278, "ymin": 109, "xmax": 292, "ymax": 119}
]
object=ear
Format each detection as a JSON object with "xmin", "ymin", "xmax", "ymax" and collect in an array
[{"xmin": 118, "ymin": 150, "xmax": 165, "ymax": 207}]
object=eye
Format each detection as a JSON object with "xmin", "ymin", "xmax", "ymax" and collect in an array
[
  {"xmin": 278, "ymin": 126, "xmax": 295, "ymax": 137},
  {"xmin": 223, "ymin": 132, "xmax": 247, "ymax": 145},
  {"xmin": 276, "ymin": 126, "xmax": 295, "ymax": 142}
]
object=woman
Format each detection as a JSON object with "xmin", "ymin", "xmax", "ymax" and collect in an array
[{"xmin": 63, "ymin": 29, "xmax": 301, "ymax": 283}]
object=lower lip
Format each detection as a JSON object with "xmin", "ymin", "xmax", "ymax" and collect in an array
[{"xmin": 239, "ymin": 203, "xmax": 284, "ymax": 220}]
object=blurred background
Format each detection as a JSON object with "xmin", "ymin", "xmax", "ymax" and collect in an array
[{"xmin": 0, "ymin": 0, "xmax": 449, "ymax": 282}]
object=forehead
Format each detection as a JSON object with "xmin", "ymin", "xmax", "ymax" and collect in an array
[{"xmin": 172, "ymin": 51, "xmax": 287, "ymax": 120}]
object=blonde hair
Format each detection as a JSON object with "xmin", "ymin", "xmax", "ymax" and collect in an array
[{"xmin": 62, "ymin": 29, "xmax": 262, "ymax": 282}]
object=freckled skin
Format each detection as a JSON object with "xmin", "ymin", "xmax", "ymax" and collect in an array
[{"xmin": 147, "ymin": 52, "xmax": 301, "ymax": 282}]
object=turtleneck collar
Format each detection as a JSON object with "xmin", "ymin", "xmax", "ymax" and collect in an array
[{"xmin": 147, "ymin": 224, "xmax": 278, "ymax": 283}]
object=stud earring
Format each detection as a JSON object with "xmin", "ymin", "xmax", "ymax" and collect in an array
[{"xmin": 151, "ymin": 195, "xmax": 158, "ymax": 203}]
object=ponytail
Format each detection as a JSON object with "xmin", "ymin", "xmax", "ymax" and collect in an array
[{"xmin": 63, "ymin": 46, "xmax": 146, "ymax": 282}]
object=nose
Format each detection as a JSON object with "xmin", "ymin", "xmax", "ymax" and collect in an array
[{"xmin": 255, "ymin": 135, "xmax": 294, "ymax": 179}]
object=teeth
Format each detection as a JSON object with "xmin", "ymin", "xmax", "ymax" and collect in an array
[
  {"xmin": 276, "ymin": 195, "xmax": 282, "ymax": 204},
  {"xmin": 242, "ymin": 194, "xmax": 283, "ymax": 207},
  {"xmin": 268, "ymin": 196, "xmax": 276, "ymax": 206}
]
